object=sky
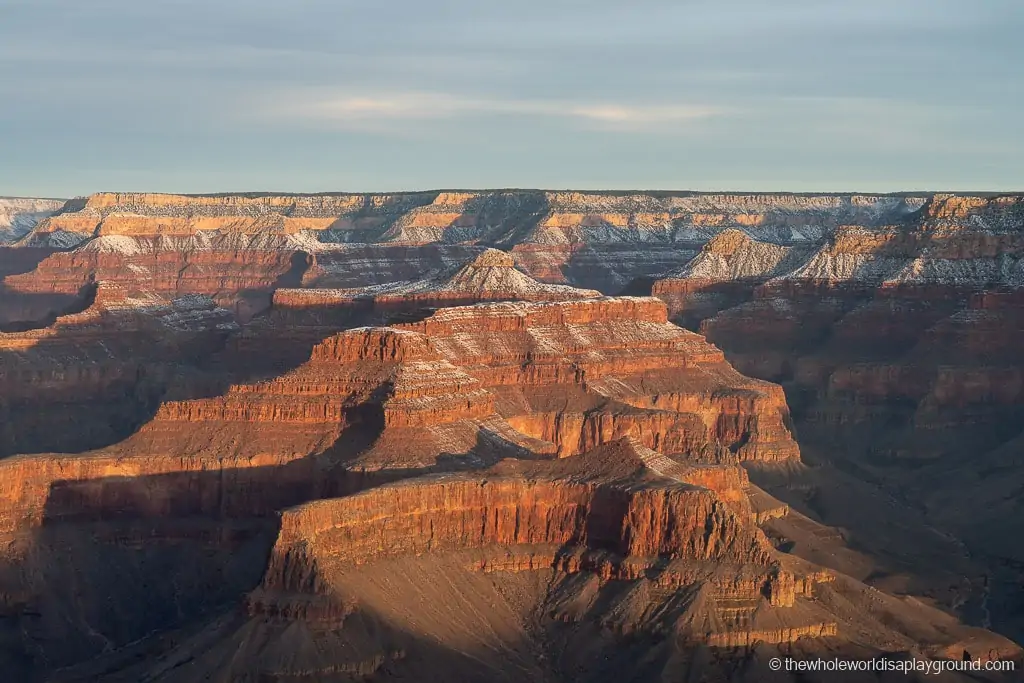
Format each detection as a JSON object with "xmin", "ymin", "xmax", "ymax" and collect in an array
[{"xmin": 1, "ymin": 0, "xmax": 1022, "ymax": 197}]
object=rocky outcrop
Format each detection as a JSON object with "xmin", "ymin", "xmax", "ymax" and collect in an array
[
  {"xmin": 4, "ymin": 233, "xmax": 310, "ymax": 322},
  {"xmin": 651, "ymin": 229, "xmax": 817, "ymax": 328},
  {"xmin": 358, "ymin": 248, "xmax": 600, "ymax": 300},
  {"xmin": 0, "ymin": 199, "xmax": 71, "ymax": 324},
  {"xmin": 245, "ymin": 436, "xmax": 836, "ymax": 662},
  {"xmin": 264, "ymin": 473, "xmax": 773, "ymax": 587},
  {"xmin": 19, "ymin": 191, "xmax": 925, "ymax": 246},
  {"xmin": 2, "ymin": 190, "xmax": 999, "ymax": 328},
  {"xmin": 224, "ymin": 436, "xmax": 1015, "ymax": 683},
  {"xmin": 101, "ymin": 297, "xmax": 800, "ymax": 471},
  {"xmin": 0, "ymin": 293, "xmax": 813, "ymax": 674},
  {"xmin": 390, "ymin": 298, "xmax": 799, "ymax": 464}
]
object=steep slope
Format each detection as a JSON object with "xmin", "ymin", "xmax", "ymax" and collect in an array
[
  {"xmin": 390, "ymin": 297, "xmax": 799, "ymax": 464},
  {"xmin": 652, "ymin": 229, "xmax": 816, "ymax": 328},
  {"xmin": 2, "ymin": 295, "xmax": 1019, "ymax": 681},
  {"xmin": 0, "ymin": 296, "xmax": 809, "ymax": 675},
  {"xmin": 0, "ymin": 198, "xmax": 71, "ymax": 324},
  {"xmin": 4, "ymin": 231, "xmax": 312, "ymax": 323},
  {"xmin": 356, "ymin": 247, "xmax": 601, "ymax": 301}
]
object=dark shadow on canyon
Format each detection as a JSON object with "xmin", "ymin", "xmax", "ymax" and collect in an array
[
  {"xmin": 0, "ymin": 246, "xmax": 63, "ymax": 280},
  {"xmin": 0, "ymin": 282, "xmax": 96, "ymax": 332},
  {"xmin": 0, "ymin": 279, "xmax": 501, "ymax": 459},
  {"xmin": 1, "ymin": 415, "xmax": 569, "ymax": 679},
  {"xmin": 0, "ymin": 455, "xmax": 415, "ymax": 678},
  {"xmin": 563, "ymin": 242, "xmax": 700, "ymax": 294},
  {"xmin": 49, "ymin": 592, "xmax": 546, "ymax": 683}
]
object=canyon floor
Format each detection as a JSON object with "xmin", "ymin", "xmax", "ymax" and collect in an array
[{"xmin": 0, "ymin": 191, "xmax": 1022, "ymax": 682}]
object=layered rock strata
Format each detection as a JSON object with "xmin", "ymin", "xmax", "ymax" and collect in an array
[
  {"xmin": 0, "ymin": 295, "xmax": 813, "ymax": 677},
  {"xmin": 0, "ymin": 282, "xmax": 235, "ymax": 456},
  {"xmin": 389, "ymin": 297, "xmax": 799, "ymax": 464},
  {"xmin": 2, "ymin": 191, "xmax": 931, "ymax": 326},
  {"xmin": 2, "ymin": 190, "xmax": 1023, "ymax": 680},
  {"xmin": 123, "ymin": 440, "xmax": 1016, "ymax": 683},
  {"xmin": 277, "ymin": 248, "xmax": 600, "ymax": 312},
  {"xmin": 649, "ymin": 193, "xmax": 1024, "ymax": 641}
]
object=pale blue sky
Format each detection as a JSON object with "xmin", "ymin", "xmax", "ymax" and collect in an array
[{"xmin": 1, "ymin": 0, "xmax": 1021, "ymax": 197}]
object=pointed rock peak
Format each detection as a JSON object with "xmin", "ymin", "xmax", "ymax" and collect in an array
[
  {"xmin": 702, "ymin": 229, "xmax": 756, "ymax": 254},
  {"xmin": 433, "ymin": 248, "xmax": 601, "ymax": 299},
  {"xmin": 466, "ymin": 248, "xmax": 515, "ymax": 268},
  {"xmin": 671, "ymin": 228, "xmax": 794, "ymax": 281}
]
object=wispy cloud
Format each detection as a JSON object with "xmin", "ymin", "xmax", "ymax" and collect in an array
[{"xmin": 267, "ymin": 91, "xmax": 723, "ymax": 132}]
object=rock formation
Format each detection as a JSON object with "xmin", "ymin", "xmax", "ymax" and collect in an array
[
  {"xmin": 0, "ymin": 190, "xmax": 1022, "ymax": 681},
  {"xmin": 648, "ymin": 193, "xmax": 1024, "ymax": 645},
  {"xmin": 0, "ymin": 198, "xmax": 69, "ymax": 325},
  {"xmin": 275, "ymin": 248, "xmax": 600, "ymax": 315},
  {"xmin": 3, "ymin": 191, "xmax": 927, "ymax": 326}
]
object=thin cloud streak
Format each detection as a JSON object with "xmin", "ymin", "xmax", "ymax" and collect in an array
[{"xmin": 270, "ymin": 92, "xmax": 724, "ymax": 132}]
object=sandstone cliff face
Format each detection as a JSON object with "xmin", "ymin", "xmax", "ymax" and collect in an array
[
  {"xmin": 101, "ymin": 297, "xmax": 800, "ymax": 472},
  {"xmin": 24, "ymin": 191, "xmax": 923, "ymax": 246},
  {"xmin": 245, "ymin": 436, "xmax": 843, "ymax": 666},
  {"xmin": 0, "ymin": 198, "xmax": 70, "ymax": 325},
  {"xmin": 2, "ymin": 190, "xmax": 998, "ymax": 330},
  {"xmin": 228, "ymin": 435, "xmax": 1015, "ymax": 683},
  {"xmin": 264, "ymin": 474, "xmax": 772, "ymax": 588},
  {"xmin": 4, "ymin": 233, "xmax": 310, "ymax": 322},
  {"xmin": 274, "ymin": 248, "xmax": 601, "ymax": 316},
  {"xmin": 391, "ymin": 298, "xmax": 798, "ymax": 464}
]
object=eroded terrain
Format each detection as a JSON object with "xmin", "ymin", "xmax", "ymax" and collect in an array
[{"xmin": 0, "ymin": 190, "xmax": 1021, "ymax": 681}]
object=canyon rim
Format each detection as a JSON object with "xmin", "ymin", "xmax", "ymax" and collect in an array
[{"xmin": 0, "ymin": 190, "xmax": 1021, "ymax": 681}]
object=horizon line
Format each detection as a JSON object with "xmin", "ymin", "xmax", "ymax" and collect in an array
[{"xmin": 6, "ymin": 187, "xmax": 1024, "ymax": 202}]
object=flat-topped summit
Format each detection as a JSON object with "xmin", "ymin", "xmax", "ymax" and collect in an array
[{"xmin": 14, "ymin": 189, "xmax": 978, "ymax": 248}]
